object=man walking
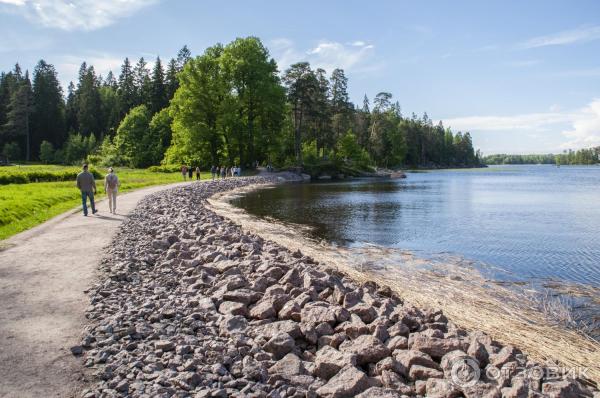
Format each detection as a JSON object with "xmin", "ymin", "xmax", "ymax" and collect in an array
[
  {"xmin": 104, "ymin": 167, "xmax": 120, "ymax": 214},
  {"xmin": 76, "ymin": 164, "xmax": 97, "ymax": 216}
]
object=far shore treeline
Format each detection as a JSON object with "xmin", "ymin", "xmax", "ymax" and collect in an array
[
  {"xmin": 484, "ymin": 148, "xmax": 600, "ymax": 166},
  {"xmin": 4, "ymin": 37, "xmax": 486, "ymax": 171}
]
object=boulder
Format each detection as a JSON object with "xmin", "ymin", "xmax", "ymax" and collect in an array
[
  {"xmin": 315, "ymin": 365, "xmax": 370, "ymax": 397},
  {"xmin": 339, "ymin": 335, "xmax": 390, "ymax": 365},
  {"xmin": 263, "ymin": 332, "xmax": 295, "ymax": 359},
  {"xmin": 314, "ymin": 345, "xmax": 357, "ymax": 380}
]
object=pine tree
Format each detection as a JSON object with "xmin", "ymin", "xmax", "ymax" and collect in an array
[
  {"xmin": 65, "ymin": 81, "xmax": 78, "ymax": 134},
  {"xmin": 77, "ymin": 64, "xmax": 102, "ymax": 138},
  {"xmin": 176, "ymin": 45, "xmax": 191, "ymax": 70},
  {"xmin": 165, "ymin": 58, "xmax": 179, "ymax": 100},
  {"xmin": 31, "ymin": 60, "xmax": 65, "ymax": 156},
  {"xmin": 3, "ymin": 68, "xmax": 33, "ymax": 160},
  {"xmin": 117, "ymin": 58, "xmax": 136, "ymax": 117},
  {"xmin": 150, "ymin": 57, "xmax": 167, "ymax": 113},
  {"xmin": 133, "ymin": 57, "xmax": 151, "ymax": 107}
]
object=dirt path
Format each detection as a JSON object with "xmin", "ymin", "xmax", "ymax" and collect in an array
[{"xmin": 0, "ymin": 182, "xmax": 190, "ymax": 398}]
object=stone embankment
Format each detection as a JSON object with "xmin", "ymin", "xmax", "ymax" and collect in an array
[{"xmin": 78, "ymin": 177, "xmax": 598, "ymax": 398}]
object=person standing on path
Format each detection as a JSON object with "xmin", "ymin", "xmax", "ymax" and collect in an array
[
  {"xmin": 211, "ymin": 165, "xmax": 216, "ymax": 181},
  {"xmin": 181, "ymin": 165, "xmax": 188, "ymax": 181},
  {"xmin": 76, "ymin": 164, "xmax": 97, "ymax": 216},
  {"xmin": 104, "ymin": 167, "xmax": 120, "ymax": 214},
  {"xmin": 188, "ymin": 165, "xmax": 193, "ymax": 180},
  {"xmin": 195, "ymin": 166, "xmax": 201, "ymax": 180}
]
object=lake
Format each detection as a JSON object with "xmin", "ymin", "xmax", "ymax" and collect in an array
[{"xmin": 231, "ymin": 165, "xmax": 600, "ymax": 288}]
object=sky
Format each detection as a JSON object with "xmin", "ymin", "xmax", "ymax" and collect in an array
[{"xmin": 0, "ymin": 0, "xmax": 599, "ymax": 155}]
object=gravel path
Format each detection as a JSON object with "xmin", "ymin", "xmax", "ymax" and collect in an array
[{"xmin": 0, "ymin": 181, "xmax": 190, "ymax": 398}]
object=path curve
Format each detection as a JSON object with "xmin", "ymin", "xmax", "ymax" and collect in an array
[{"xmin": 0, "ymin": 181, "xmax": 190, "ymax": 398}]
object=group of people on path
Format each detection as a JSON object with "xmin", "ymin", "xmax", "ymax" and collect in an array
[
  {"xmin": 210, "ymin": 165, "xmax": 240, "ymax": 181},
  {"xmin": 180, "ymin": 165, "xmax": 202, "ymax": 181},
  {"xmin": 76, "ymin": 164, "xmax": 120, "ymax": 216}
]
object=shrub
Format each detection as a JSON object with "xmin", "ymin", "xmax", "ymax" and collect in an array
[
  {"xmin": 147, "ymin": 164, "xmax": 181, "ymax": 173},
  {"xmin": 39, "ymin": 141, "xmax": 55, "ymax": 164},
  {"xmin": 2, "ymin": 142, "xmax": 21, "ymax": 161},
  {"xmin": 0, "ymin": 167, "xmax": 103, "ymax": 185}
]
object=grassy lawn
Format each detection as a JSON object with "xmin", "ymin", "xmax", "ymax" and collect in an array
[{"xmin": 0, "ymin": 165, "xmax": 211, "ymax": 240}]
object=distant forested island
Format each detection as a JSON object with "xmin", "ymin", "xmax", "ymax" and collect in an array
[
  {"xmin": 0, "ymin": 37, "xmax": 482, "ymax": 173},
  {"xmin": 484, "ymin": 147, "xmax": 600, "ymax": 166}
]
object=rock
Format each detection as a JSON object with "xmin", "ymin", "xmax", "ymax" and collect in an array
[
  {"xmin": 222, "ymin": 288, "xmax": 261, "ymax": 305},
  {"xmin": 355, "ymin": 387, "xmax": 402, "ymax": 398},
  {"xmin": 253, "ymin": 320, "xmax": 301, "ymax": 339},
  {"xmin": 218, "ymin": 301, "xmax": 248, "ymax": 316},
  {"xmin": 387, "ymin": 322, "xmax": 409, "ymax": 337},
  {"xmin": 263, "ymin": 332, "xmax": 295, "ymax": 359},
  {"xmin": 70, "ymin": 345, "xmax": 83, "ymax": 356},
  {"xmin": 315, "ymin": 365, "xmax": 370, "ymax": 397},
  {"xmin": 462, "ymin": 381, "xmax": 501, "ymax": 398},
  {"xmin": 542, "ymin": 379, "xmax": 589, "ymax": 398},
  {"xmin": 394, "ymin": 349, "xmax": 439, "ymax": 373},
  {"xmin": 242, "ymin": 356, "xmax": 267, "ymax": 382},
  {"xmin": 409, "ymin": 334, "xmax": 467, "ymax": 359},
  {"xmin": 301, "ymin": 302, "xmax": 337, "ymax": 325},
  {"xmin": 339, "ymin": 334, "xmax": 390, "ymax": 365},
  {"xmin": 280, "ymin": 268, "xmax": 302, "ymax": 286},
  {"xmin": 220, "ymin": 315, "xmax": 248, "ymax": 335},
  {"xmin": 425, "ymin": 378, "xmax": 461, "ymax": 398},
  {"xmin": 155, "ymin": 340, "xmax": 175, "ymax": 351},
  {"xmin": 385, "ymin": 335, "xmax": 408, "ymax": 351},
  {"xmin": 409, "ymin": 364, "xmax": 444, "ymax": 379},
  {"xmin": 278, "ymin": 300, "xmax": 301, "ymax": 321},
  {"xmin": 249, "ymin": 299, "xmax": 276, "ymax": 319},
  {"xmin": 489, "ymin": 345, "xmax": 516, "ymax": 368},
  {"xmin": 349, "ymin": 302, "xmax": 377, "ymax": 323},
  {"xmin": 268, "ymin": 353, "xmax": 308, "ymax": 378},
  {"xmin": 373, "ymin": 357, "xmax": 406, "ymax": 377},
  {"xmin": 314, "ymin": 346, "xmax": 357, "ymax": 380}
]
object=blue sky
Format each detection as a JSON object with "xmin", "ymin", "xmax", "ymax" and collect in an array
[{"xmin": 1, "ymin": 0, "xmax": 599, "ymax": 154}]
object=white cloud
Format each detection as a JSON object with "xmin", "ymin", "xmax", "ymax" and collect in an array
[
  {"xmin": 270, "ymin": 38, "xmax": 379, "ymax": 74},
  {"xmin": 0, "ymin": 0, "xmax": 158, "ymax": 31},
  {"xmin": 518, "ymin": 25, "xmax": 600, "ymax": 49},
  {"xmin": 442, "ymin": 99, "xmax": 600, "ymax": 150},
  {"xmin": 443, "ymin": 112, "xmax": 572, "ymax": 132},
  {"xmin": 0, "ymin": 0, "xmax": 26, "ymax": 5},
  {"xmin": 561, "ymin": 99, "xmax": 600, "ymax": 148}
]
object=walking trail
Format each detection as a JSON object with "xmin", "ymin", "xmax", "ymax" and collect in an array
[{"xmin": 0, "ymin": 181, "xmax": 190, "ymax": 398}]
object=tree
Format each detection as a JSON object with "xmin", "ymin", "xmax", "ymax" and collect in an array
[
  {"xmin": 282, "ymin": 62, "xmax": 318, "ymax": 165},
  {"xmin": 165, "ymin": 58, "xmax": 179, "ymax": 100},
  {"xmin": 133, "ymin": 57, "xmax": 151, "ymax": 107},
  {"xmin": 65, "ymin": 81, "xmax": 77, "ymax": 134},
  {"xmin": 166, "ymin": 44, "xmax": 226, "ymax": 166},
  {"xmin": 150, "ymin": 57, "xmax": 167, "ymax": 113},
  {"xmin": 76, "ymin": 64, "xmax": 102, "ymax": 138},
  {"xmin": 176, "ymin": 45, "xmax": 192, "ymax": 70},
  {"xmin": 118, "ymin": 58, "xmax": 136, "ymax": 117},
  {"xmin": 220, "ymin": 37, "xmax": 286, "ymax": 167},
  {"xmin": 31, "ymin": 60, "xmax": 65, "ymax": 156},
  {"xmin": 113, "ymin": 105, "xmax": 159, "ymax": 168},
  {"xmin": 3, "ymin": 68, "xmax": 33, "ymax": 160},
  {"xmin": 39, "ymin": 140, "xmax": 54, "ymax": 163}
]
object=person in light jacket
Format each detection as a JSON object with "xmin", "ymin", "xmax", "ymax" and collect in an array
[
  {"xmin": 76, "ymin": 164, "xmax": 97, "ymax": 216},
  {"xmin": 104, "ymin": 167, "xmax": 121, "ymax": 214}
]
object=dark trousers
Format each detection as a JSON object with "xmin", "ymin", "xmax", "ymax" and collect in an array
[{"xmin": 81, "ymin": 190, "xmax": 96, "ymax": 215}]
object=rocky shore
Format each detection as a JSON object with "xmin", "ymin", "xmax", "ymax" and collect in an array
[{"xmin": 78, "ymin": 177, "xmax": 598, "ymax": 398}]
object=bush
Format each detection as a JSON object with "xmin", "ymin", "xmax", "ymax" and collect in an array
[
  {"xmin": 39, "ymin": 141, "xmax": 55, "ymax": 164},
  {"xmin": 2, "ymin": 142, "xmax": 21, "ymax": 161},
  {"xmin": 0, "ymin": 167, "xmax": 103, "ymax": 185},
  {"xmin": 147, "ymin": 164, "xmax": 181, "ymax": 173}
]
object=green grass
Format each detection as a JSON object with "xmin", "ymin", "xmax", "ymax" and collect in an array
[{"xmin": 0, "ymin": 165, "xmax": 211, "ymax": 240}]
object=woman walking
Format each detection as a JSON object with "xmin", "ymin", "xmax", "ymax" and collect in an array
[
  {"xmin": 181, "ymin": 165, "xmax": 188, "ymax": 181},
  {"xmin": 195, "ymin": 166, "xmax": 201, "ymax": 180},
  {"xmin": 104, "ymin": 167, "xmax": 120, "ymax": 214}
]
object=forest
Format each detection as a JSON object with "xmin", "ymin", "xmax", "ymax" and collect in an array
[
  {"xmin": 483, "ymin": 148, "xmax": 600, "ymax": 166},
  {"xmin": 0, "ymin": 37, "xmax": 482, "ymax": 171}
]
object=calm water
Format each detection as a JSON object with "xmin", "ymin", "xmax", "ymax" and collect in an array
[{"xmin": 232, "ymin": 165, "xmax": 600, "ymax": 287}]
